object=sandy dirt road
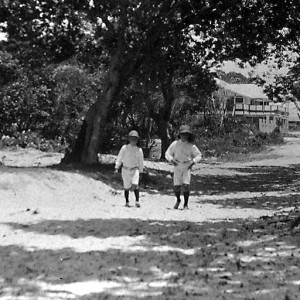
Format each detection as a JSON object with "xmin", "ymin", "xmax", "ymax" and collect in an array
[{"xmin": 0, "ymin": 134, "xmax": 300, "ymax": 299}]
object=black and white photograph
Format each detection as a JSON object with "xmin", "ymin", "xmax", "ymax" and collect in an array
[{"xmin": 0, "ymin": 1, "xmax": 300, "ymax": 299}]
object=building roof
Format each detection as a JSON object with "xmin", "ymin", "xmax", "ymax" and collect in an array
[{"xmin": 215, "ymin": 78, "xmax": 269, "ymax": 100}]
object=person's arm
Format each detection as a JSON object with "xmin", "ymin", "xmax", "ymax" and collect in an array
[
  {"xmin": 191, "ymin": 145, "xmax": 202, "ymax": 163},
  {"xmin": 165, "ymin": 141, "xmax": 177, "ymax": 165},
  {"xmin": 188, "ymin": 145, "xmax": 202, "ymax": 169},
  {"xmin": 139, "ymin": 148, "xmax": 144, "ymax": 173},
  {"xmin": 115, "ymin": 145, "xmax": 126, "ymax": 172}
]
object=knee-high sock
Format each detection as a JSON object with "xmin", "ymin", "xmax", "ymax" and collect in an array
[
  {"xmin": 183, "ymin": 191, "xmax": 190, "ymax": 206},
  {"xmin": 124, "ymin": 190, "xmax": 129, "ymax": 202},
  {"xmin": 134, "ymin": 189, "xmax": 139, "ymax": 201},
  {"xmin": 175, "ymin": 190, "xmax": 181, "ymax": 201}
]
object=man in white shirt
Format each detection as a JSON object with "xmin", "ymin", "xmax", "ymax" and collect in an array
[{"xmin": 165, "ymin": 125, "xmax": 202, "ymax": 209}]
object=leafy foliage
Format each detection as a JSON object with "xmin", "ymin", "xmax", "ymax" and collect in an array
[
  {"xmin": 215, "ymin": 71, "xmax": 254, "ymax": 84},
  {"xmin": 0, "ymin": 70, "xmax": 54, "ymax": 135},
  {"xmin": 0, "ymin": 54, "xmax": 97, "ymax": 149},
  {"xmin": 0, "ymin": 130, "xmax": 66, "ymax": 152},
  {"xmin": 1, "ymin": 0, "xmax": 300, "ymax": 159},
  {"xmin": 0, "ymin": 0, "xmax": 84, "ymax": 66},
  {"xmin": 0, "ymin": 51, "xmax": 19, "ymax": 86},
  {"xmin": 192, "ymin": 117, "xmax": 284, "ymax": 159},
  {"xmin": 50, "ymin": 64, "xmax": 100, "ymax": 143},
  {"xmin": 264, "ymin": 64, "xmax": 300, "ymax": 103}
]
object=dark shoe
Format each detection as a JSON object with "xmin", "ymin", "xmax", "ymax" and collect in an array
[
  {"xmin": 135, "ymin": 201, "xmax": 140, "ymax": 208},
  {"xmin": 125, "ymin": 202, "xmax": 130, "ymax": 207},
  {"xmin": 183, "ymin": 205, "xmax": 189, "ymax": 210},
  {"xmin": 174, "ymin": 200, "xmax": 180, "ymax": 209}
]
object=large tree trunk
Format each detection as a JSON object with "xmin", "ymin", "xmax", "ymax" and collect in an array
[
  {"xmin": 156, "ymin": 119, "xmax": 170, "ymax": 160},
  {"xmin": 148, "ymin": 72, "xmax": 174, "ymax": 160},
  {"xmin": 61, "ymin": 55, "xmax": 124, "ymax": 165}
]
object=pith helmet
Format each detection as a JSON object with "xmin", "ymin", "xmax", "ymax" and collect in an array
[
  {"xmin": 179, "ymin": 125, "xmax": 192, "ymax": 134},
  {"xmin": 128, "ymin": 130, "xmax": 140, "ymax": 138}
]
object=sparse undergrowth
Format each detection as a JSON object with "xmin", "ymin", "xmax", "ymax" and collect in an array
[
  {"xmin": 195, "ymin": 125, "xmax": 285, "ymax": 160},
  {"xmin": 1, "ymin": 131, "xmax": 284, "ymax": 165},
  {"xmin": 0, "ymin": 130, "xmax": 68, "ymax": 153}
]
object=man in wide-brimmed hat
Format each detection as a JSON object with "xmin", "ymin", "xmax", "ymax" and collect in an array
[{"xmin": 165, "ymin": 125, "xmax": 202, "ymax": 209}]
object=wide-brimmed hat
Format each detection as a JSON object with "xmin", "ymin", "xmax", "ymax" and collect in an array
[
  {"xmin": 128, "ymin": 130, "xmax": 140, "ymax": 138},
  {"xmin": 179, "ymin": 125, "xmax": 192, "ymax": 134}
]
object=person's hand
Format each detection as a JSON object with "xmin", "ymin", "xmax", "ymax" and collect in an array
[
  {"xmin": 171, "ymin": 159, "xmax": 178, "ymax": 166},
  {"xmin": 188, "ymin": 162, "xmax": 195, "ymax": 170},
  {"xmin": 114, "ymin": 168, "xmax": 119, "ymax": 174}
]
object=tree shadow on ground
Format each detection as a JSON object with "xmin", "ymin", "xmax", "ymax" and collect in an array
[
  {"xmin": 1, "ymin": 215, "xmax": 300, "ymax": 299},
  {"xmin": 195, "ymin": 193, "xmax": 300, "ymax": 211},
  {"xmin": 51, "ymin": 162, "xmax": 300, "ymax": 198},
  {"xmin": 3, "ymin": 158, "xmax": 300, "ymax": 197},
  {"xmin": 49, "ymin": 162, "xmax": 175, "ymax": 193},
  {"xmin": 191, "ymin": 165, "xmax": 300, "ymax": 195},
  {"xmin": 2, "ymin": 160, "xmax": 300, "ymax": 214}
]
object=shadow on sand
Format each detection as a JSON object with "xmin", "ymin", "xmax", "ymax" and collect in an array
[{"xmin": 1, "ymin": 215, "xmax": 300, "ymax": 299}]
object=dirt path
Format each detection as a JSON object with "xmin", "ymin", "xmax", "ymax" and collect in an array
[{"xmin": 0, "ymin": 135, "xmax": 300, "ymax": 299}]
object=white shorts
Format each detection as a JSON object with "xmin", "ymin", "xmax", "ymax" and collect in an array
[
  {"xmin": 121, "ymin": 167, "xmax": 140, "ymax": 189},
  {"xmin": 173, "ymin": 163, "xmax": 191, "ymax": 186}
]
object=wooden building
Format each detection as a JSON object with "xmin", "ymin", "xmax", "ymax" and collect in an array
[{"xmin": 214, "ymin": 79, "xmax": 289, "ymax": 133}]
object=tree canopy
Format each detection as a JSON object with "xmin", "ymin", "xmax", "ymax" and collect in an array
[{"xmin": 1, "ymin": 0, "xmax": 300, "ymax": 163}]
